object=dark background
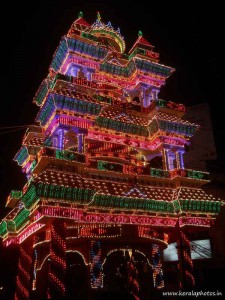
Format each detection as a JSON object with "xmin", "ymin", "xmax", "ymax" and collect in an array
[
  {"xmin": 0, "ymin": 1, "xmax": 225, "ymax": 219},
  {"xmin": 0, "ymin": 1, "xmax": 224, "ymax": 297}
]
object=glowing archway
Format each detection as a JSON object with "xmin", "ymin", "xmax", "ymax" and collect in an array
[{"xmin": 103, "ymin": 248, "xmax": 154, "ymax": 296}]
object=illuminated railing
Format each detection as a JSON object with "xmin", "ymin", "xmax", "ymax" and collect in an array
[
  {"xmin": 150, "ymin": 168, "xmax": 170, "ymax": 178},
  {"xmin": 143, "ymin": 99, "xmax": 185, "ymax": 114},
  {"xmin": 170, "ymin": 169, "xmax": 210, "ymax": 180},
  {"xmin": 38, "ymin": 147, "xmax": 86, "ymax": 164},
  {"xmin": 156, "ymin": 99, "xmax": 185, "ymax": 112},
  {"xmin": 89, "ymin": 162, "xmax": 209, "ymax": 181},
  {"xmin": 95, "ymin": 116, "xmax": 149, "ymax": 137},
  {"xmin": 180, "ymin": 199, "xmax": 221, "ymax": 213},
  {"xmin": 151, "ymin": 168, "xmax": 209, "ymax": 181}
]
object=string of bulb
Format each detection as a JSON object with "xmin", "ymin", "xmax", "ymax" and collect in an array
[{"xmin": 0, "ymin": 124, "xmax": 32, "ymax": 135}]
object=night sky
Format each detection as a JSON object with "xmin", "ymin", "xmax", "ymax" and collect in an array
[{"xmin": 0, "ymin": 0, "xmax": 225, "ymax": 221}]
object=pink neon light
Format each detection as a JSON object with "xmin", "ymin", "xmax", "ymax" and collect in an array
[
  {"xmin": 88, "ymin": 130, "xmax": 161, "ymax": 150},
  {"xmin": 45, "ymin": 118, "xmax": 185, "ymax": 150},
  {"xmin": 61, "ymin": 55, "xmax": 164, "ymax": 89},
  {"xmin": 62, "ymin": 55, "xmax": 99, "ymax": 73},
  {"xmin": 38, "ymin": 205, "xmax": 178, "ymax": 226},
  {"xmin": 179, "ymin": 217, "xmax": 212, "ymax": 227},
  {"xmin": 92, "ymin": 73, "xmax": 162, "ymax": 89},
  {"xmin": 46, "ymin": 114, "xmax": 93, "ymax": 135}
]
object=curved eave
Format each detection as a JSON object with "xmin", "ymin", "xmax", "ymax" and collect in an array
[
  {"xmin": 135, "ymin": 57, "xmax": 175, "ymax": 78},
  {"xmin": 49, "ymin": 36, "xmax": 108, "ymax": 72}
]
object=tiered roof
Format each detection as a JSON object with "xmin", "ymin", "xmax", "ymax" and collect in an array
[
  {"xmin": 129, "ymin": 31, "xmax": 154, "ymax": 54},
  {"xmin": 0, "ymin": 12, "xmax": 223, "ymax": 245}
]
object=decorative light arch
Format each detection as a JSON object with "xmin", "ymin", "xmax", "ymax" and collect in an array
[
  {"xmin": 66, "ymin": 249, "xmax": 88, "ymax": 266},
  {"xmin": 102, "ymin": 248, "xmax": 153, "ymax": 268}
]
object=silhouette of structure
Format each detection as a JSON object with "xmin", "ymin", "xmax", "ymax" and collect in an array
[{"xmin": 0, "ymin": 12, "xmax": 223, "ymax": 300}]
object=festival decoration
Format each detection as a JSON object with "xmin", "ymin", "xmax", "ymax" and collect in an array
[
  {"xmin": 0, "ymin": 11, "xmax": 223, "ymax": 299},
  {"xmin": 177, "ymin": 230, "xmax": 195, "ymax": 288}
]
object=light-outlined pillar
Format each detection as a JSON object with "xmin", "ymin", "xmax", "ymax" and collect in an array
[
  {"xmin": 47, "ymin": 221, "xmax": 66, "ymax": 300},
  {"xmin": 15, "ymin": 240, "xmax": 34, "ymax": 300},
  {"xmin": 151, "ymin": 243, "xmax": 164, "ymax": 289},
  {"xmin": 90, "ymin": 240, "xmax": 103, "ymax": 289}
]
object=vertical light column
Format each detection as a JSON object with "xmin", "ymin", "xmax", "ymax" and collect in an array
[
  {"xmin": 151, "ymin": 244, "xmax": 164, "ymax": 289},
  {"xmin": 77, "ymin": 129, "xmax": 87, "ymax": 154},
  {"xmin": 86, "ymin": 68, "xmax": 93, "ymax": 81},
  {"xmin": 151, "ymin": 89, "xmax": 159, "ymax": 101},
  {"xmin": 47, "ymin": 221, "xmax": 66, "ymax": 300},
  {"xmin": 176, "ymin": 150, "xmax": 184, "ymax": 169},
  {"xmin": 177, "ymin": 230, "xmax": 195, "ymax": 289},
  {"xmin": 78, "ymin": 134, "xmax": 85, "ymax": 153},
  {"xmin": 31, "ymin": 248, "xmax": 38, "ymax": 291},
  {"xmin": 146, "ymin": 91, "xmax": 153, "ymax": 107},
  {"xmin": 127, "ymin": 251, "xmax": 140, "ymax": 300},
  {"xmin": 167, "ymin": 151, "xmax": 176, "ymax": 170},
  {"xmin": 162, "ymin": 149, "xmax": 169, "ymax": 170},
  {"xmin": 162, "ymin": 149, "xmax": 176, "ymax": 170},
  {"xmin": 151, "ymin": 90, "xmax": 155, "ymax": 101},
  {"xmin": 141, "ymin": 87, "xmax": 147, "ymax": 107},
  {"xmin": 15, "ymin": 241, "xmax": 34, "ymax": 300},
  {"xmin": 71, "ymin": 66, "xmax": 79, "ymax": 77},
  {"xmin": 90, "ymin": 240, "xmax": 103, "ymax": 288},
  {"xmin": 58, "ymin": 129, "xmax": 65, "ymax": 150}
]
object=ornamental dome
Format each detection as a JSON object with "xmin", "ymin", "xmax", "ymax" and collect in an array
[{"xmin": 90, "ymin": 12, "xmax": 126, "ymax": 53}]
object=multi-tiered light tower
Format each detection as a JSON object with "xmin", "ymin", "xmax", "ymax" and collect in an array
[{"xmin": 0, "ymin": 12, "xmax": 223, "ymax": 300}]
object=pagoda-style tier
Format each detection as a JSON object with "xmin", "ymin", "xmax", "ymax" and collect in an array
[
  {"xmin": 0, "ymin": 11, "xmax": 220, "ymax": 236},
  {"xmin": 0, "ymin": 164, "xmax": 221, "ymax": 245},
  {"xmin": 32, "ymin": 147, "xmax": 211, "ymax": 184},
  {"xmin": 33, "ymin": 82, "xmax": 196, "ymax": 153},
  {"xmin": 48, "ymin": 30, "xmax": 173, "ymax": 88},
  {"xmin": 34, "ymin": 74, "xmax": 186, "ymax": 116}
]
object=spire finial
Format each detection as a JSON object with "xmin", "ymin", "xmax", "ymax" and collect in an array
[
  {"xmin": 138, "ymin": 30, "xmax": 143, "ymax": 37},
  {"xmin": 97, "ymin": 11, "xmax": 101, "ymax": 21},
  {"xmin": 78, "ymin": 11, "xmax": 83, "ymax": 18}
]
